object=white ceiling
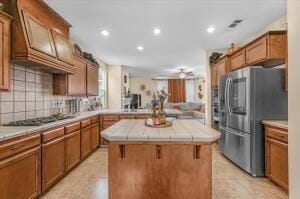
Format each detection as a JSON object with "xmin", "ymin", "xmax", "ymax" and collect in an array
[{"xmin": 45, "ymin": 0, "xmax": 286, "ymax": 77}]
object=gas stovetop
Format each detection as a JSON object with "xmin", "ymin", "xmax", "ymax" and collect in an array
[{"xmin": 3, "ymin": 115, "xmax": 77, "ymax": 126}]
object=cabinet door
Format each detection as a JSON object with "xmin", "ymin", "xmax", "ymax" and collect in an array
[
  {"xmin": 246, "ymin": 36, "xmax": 268, "ymax": 65},
  {"xmin": 91, "ymin": 124, "xmax": 100, "ymax": 150},
  {"xmin": 0, "ymin": 14, "xmax": 10, "ymax": 90},
  {"xmin": 67, "ymin": 55, "xmax": 86, "ymax": 95},
  {"xmin": 266, "ymin": 138, "xmax": 288, "ymax": 191},
  {"xmin": 81, "ymin": 127, "xmax": 92, "ymax": 159},
  {"xmin": 217, "ymin": 58, "xmax": 228, "ymax": 78},
  {"xmin": 86, "ymin": 63, "xmax": 99, "ymax": 96},
  {"xmin": 52, "ymin": 30, "xmax": 74, "ymax": 65},
  {"xmin": 230, "ymin": 49, "xmax": 246, "ymax": 71},
  {"xmin": 42, "ymin": 137, "xmax": 65, "ymax": 191},
  {"xmin": 65, "ymin": 131, "xmax": 81, "ymax": 172},
  {"xmin": 211, "ymin": 65, "xmax": 218, "ymax": 88},
  {"xmin": 0, "ymin": 147, "xmax": 41, "ymax": 199},
  {"xmin": 22, "ymin": 11, "xmax": 56, "ymax": 57}
]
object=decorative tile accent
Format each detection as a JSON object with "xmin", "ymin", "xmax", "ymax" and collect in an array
[{"xmin": 0, "ymin": 65, "xmax": 94, "ymax": 124}]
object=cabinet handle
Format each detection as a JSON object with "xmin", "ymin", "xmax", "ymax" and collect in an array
[
  {"xmin": 119, "ymin": 145, "xmax": 125, "ymax": 159},
  {"xmin": 156, "ymin": 145, "xmax": 161, "ymax": 159},
  {"xmin": 194, "ymin": 145, "xmax": 201, "ymax": 159}
]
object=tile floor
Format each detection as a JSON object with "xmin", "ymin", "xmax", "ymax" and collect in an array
[{"xmin": 42, "ymin": 144, "xmax": 288, "ymax": 199}]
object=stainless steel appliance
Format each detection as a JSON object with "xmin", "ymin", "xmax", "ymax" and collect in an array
[
  {"xmin": 219, "ymin": 67, "xmax": 287, "ymax": 176},
  {"xmin": 4, "ymin": 114, "xmax": 76, "ymax": 126}
]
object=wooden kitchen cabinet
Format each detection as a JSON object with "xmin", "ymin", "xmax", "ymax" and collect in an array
[
  {"xmin": 65, "ymin": 131, "xmax": 81, "ymax": 172},
  {"xmin": 4, "ymin": 0, "xmax": 75, "ymax": 73},
  {"xmin": 211, "ymin": 64, "xmax": 218, "ymax": 88},
  {"xmin": 86, "ymin": 62, "xmax": 99, "ymax": 96},
  {"xmin": 91, "ymin": 124, "xmax": 100, "ymax": 150},
  {"xmin": 42, "ymin": 137, "xmax": 65, "ymax": 191},
  {"xmin": 0, "ymin": 11, "xmax": 11, "ymax": 91},
  {"xmin": 211, "ymin": 56, "xmax": 229, "ymax": 88},
  {"xmin": 245, "ymin": 31, "xmax": 287, "ymax": 67},
  {"xmin": 0, "ymin": 147, "xmax": 41, "ymax": 199},
  {"xmin": 52, "ymin": 30, "xmax": 74, "ymax": 65},
  {"xmin": 265, "ymin": 125, "xmax": 288, "ymax": 192},
  {"xmin": 81, "ymin": 126, "xmax": 92, "ymax": 159},
  {"xmin": 53, "ymin": 54, "xmax": 87, "ymax": 96},
  {"xmin": 230, "ymin": 48, "xmax": 246, "ymax": 71}
]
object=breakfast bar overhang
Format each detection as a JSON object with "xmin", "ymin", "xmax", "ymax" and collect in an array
[{"xmin": 102, "ymin": 119, "xmax": 220, "ymax": 199}]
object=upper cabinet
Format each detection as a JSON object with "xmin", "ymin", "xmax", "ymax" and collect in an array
[
  {"xmin": 211, "ymin": 56, "xmax": 229, "ymax": 88},
  {"xmin": 211, "ymin": 31, "xmax": 287, "ymax": 88},
  {"xmin": 86, "ymin": 63, "xmax": 99, "ymax": 96},
  {"xmin": 3, "ymin": 0, "xmax": 75, "ymax": 73},
  {"xmin": 52, "ymin": 30, "xmax": 74, "ymax": 65},
  {"xmin": 53, "ymin": 54, "xmax": 99, "ymax": 96},
  {"xmin": 245, "ymin": 31, "xmax": 287, "ymax": 67},
  {"xmin": 0, "ymin": 11, "xmax": 11, "ymax": 91},
  {"xmin": 230, "ymin": 48, "xmax": 246, "ymax": 71}
]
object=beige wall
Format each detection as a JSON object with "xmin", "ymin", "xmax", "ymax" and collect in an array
[
  {"xmin": 129, "ymin": 77, "xmax": 155, "ymax": 107},
  {"xmin": 107, "ymin": 65, "xmax": 122, "ymax": 109},
  {"xmin": 288, "ymin": 0, "xmax": 300, "ymax": 198}
]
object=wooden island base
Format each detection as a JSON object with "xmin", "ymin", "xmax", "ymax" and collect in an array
[{"xmin": 108, "ymin": 141, "xmax": 212, "ymax": 199}]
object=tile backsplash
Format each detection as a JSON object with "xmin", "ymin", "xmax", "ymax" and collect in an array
[{"xmin": 0, "ymin": 65, "xmax": 95, "ymax": 124}]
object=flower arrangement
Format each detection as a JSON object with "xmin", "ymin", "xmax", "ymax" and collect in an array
[{"xmin": 150, "ymin": 90, "xmax": 169, "ymax": 125}]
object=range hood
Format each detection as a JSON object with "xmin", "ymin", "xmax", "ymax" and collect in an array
[{"xmin": 3, "ymin": 0, "xmax": 75, "ymax": 74}]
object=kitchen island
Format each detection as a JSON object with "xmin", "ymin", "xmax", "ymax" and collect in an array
[{"xmin": 102, "ymin": 119, "xmax": 220, "ymax": 199}]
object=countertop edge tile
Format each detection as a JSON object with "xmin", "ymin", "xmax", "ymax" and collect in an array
[{"xmin": 262, "ymin": 120, "xmax": 288, "ymax": 130}]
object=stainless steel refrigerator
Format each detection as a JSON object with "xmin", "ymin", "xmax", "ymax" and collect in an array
[{"xmin": 218, "ymin": 67, "xmax": 287, "ymax": 177}]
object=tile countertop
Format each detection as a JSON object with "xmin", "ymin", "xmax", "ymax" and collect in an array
[
  {"xmin": 0, "ymin": 109, "xmax": 183, "ymax": 142},
  {"xmin": 0, "ymin": 111, "xmax": 101, "ymax": 142},
  {"xmin": 102, "ymin": 119, "xmax": 221, "ymax": 142},
  {"xmin": 262, "ymin": 120, "xmax": 288, "ymax": 130},
  {"xmin": 98, "ymin": 109, "xmax": 183, "ymax": 115}
]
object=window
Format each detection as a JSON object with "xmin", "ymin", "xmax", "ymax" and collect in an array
[
  {"xmin": 155, "ymin": 80, "xmax": 168, "ymax": 93},
  {"xmin": 98, "ymin": 65, "xmax": 107, "ymax": 108},
  {"xmin": 185, "ymin": 79, "xmax": 196, "ymax": 102}
]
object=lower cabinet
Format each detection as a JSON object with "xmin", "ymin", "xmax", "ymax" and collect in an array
[
  {"xmin": 65, "ymin": 130, "xmax": 81, "ymax": 171},
  {"xmin": 0, "ymin": 147, "xmax": 41, "ymax": 199},
  {"xmin": 91, "ymin": 124, "xmax": 100, "ymax": 150},
  {"xmin": 81, "ymin": 126, "xmax": 92, "ymax": 159},
  {"xmin": 265, "ymin": 125, "xmax": 288, "ymax": 192},
  {"xmin": 42, "ymin": 137, "xmax": 65, "ymax": 191}
]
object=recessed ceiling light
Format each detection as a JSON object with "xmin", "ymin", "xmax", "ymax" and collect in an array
[
  {"xmin": 137, "ymin": 46, "xmax": 144, "ymax": 51},
  {"xmin": 101, "ymin": 30, "xmax": 110, "ymax": 36},
  {"xmin": 153, "ymin": 28, "xmax": 161, "ymax": 35},
  {"xmin": 206, "ymin": 26, "xmax": 215, "ymax": 33}
]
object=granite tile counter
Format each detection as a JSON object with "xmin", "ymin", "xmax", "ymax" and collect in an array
[{"xmin": 98, "ymin": 108, "xmax": 183, "ymax": 115}]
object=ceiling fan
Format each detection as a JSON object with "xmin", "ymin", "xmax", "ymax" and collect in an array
[{"xmin": 176, "ymin": 68, "xmax": 194, "ymax": 79}]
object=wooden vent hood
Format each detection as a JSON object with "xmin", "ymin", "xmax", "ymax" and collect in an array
[{"xmin": 3, "ymin": 0, "xmax": 75, "ymax": 74}]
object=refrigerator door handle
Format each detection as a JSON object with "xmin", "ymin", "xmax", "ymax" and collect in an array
[
  {"xmin": 228, "ymin": 78, "xmax": 233, "ymax": 115},
  {"xmin": 224, "ymin": 78, "xmax": 229, "ymax": 119}
]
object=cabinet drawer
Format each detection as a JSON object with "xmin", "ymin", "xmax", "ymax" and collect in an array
[
  {"xmin": 81, "ymin": 118, "xmax": 92, "ymax": 128},
  {"xmin": 0, "ymin": 134, "xmax": 41, "ymax": 160},
  {"xmin": 65, "ymin": 122, "xmax": 81, "ymax": 134},
  {"xmin": 119, "ymin": 115, "xmax": 136, "ymax": 120},
  {"xmin": 91, "ymin": 115, "xmax": 99, "ymax": 124},
  {"xmin": 103, "ymin": 115, "xmax": 119, "ymax": 122},
  {"xmin": 42, "ymin": 127, "xmax": 65, "ymax": 143},
  {"xmin": 265, "ymin": 126, "xmax": 288, "ymax": 143}
]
